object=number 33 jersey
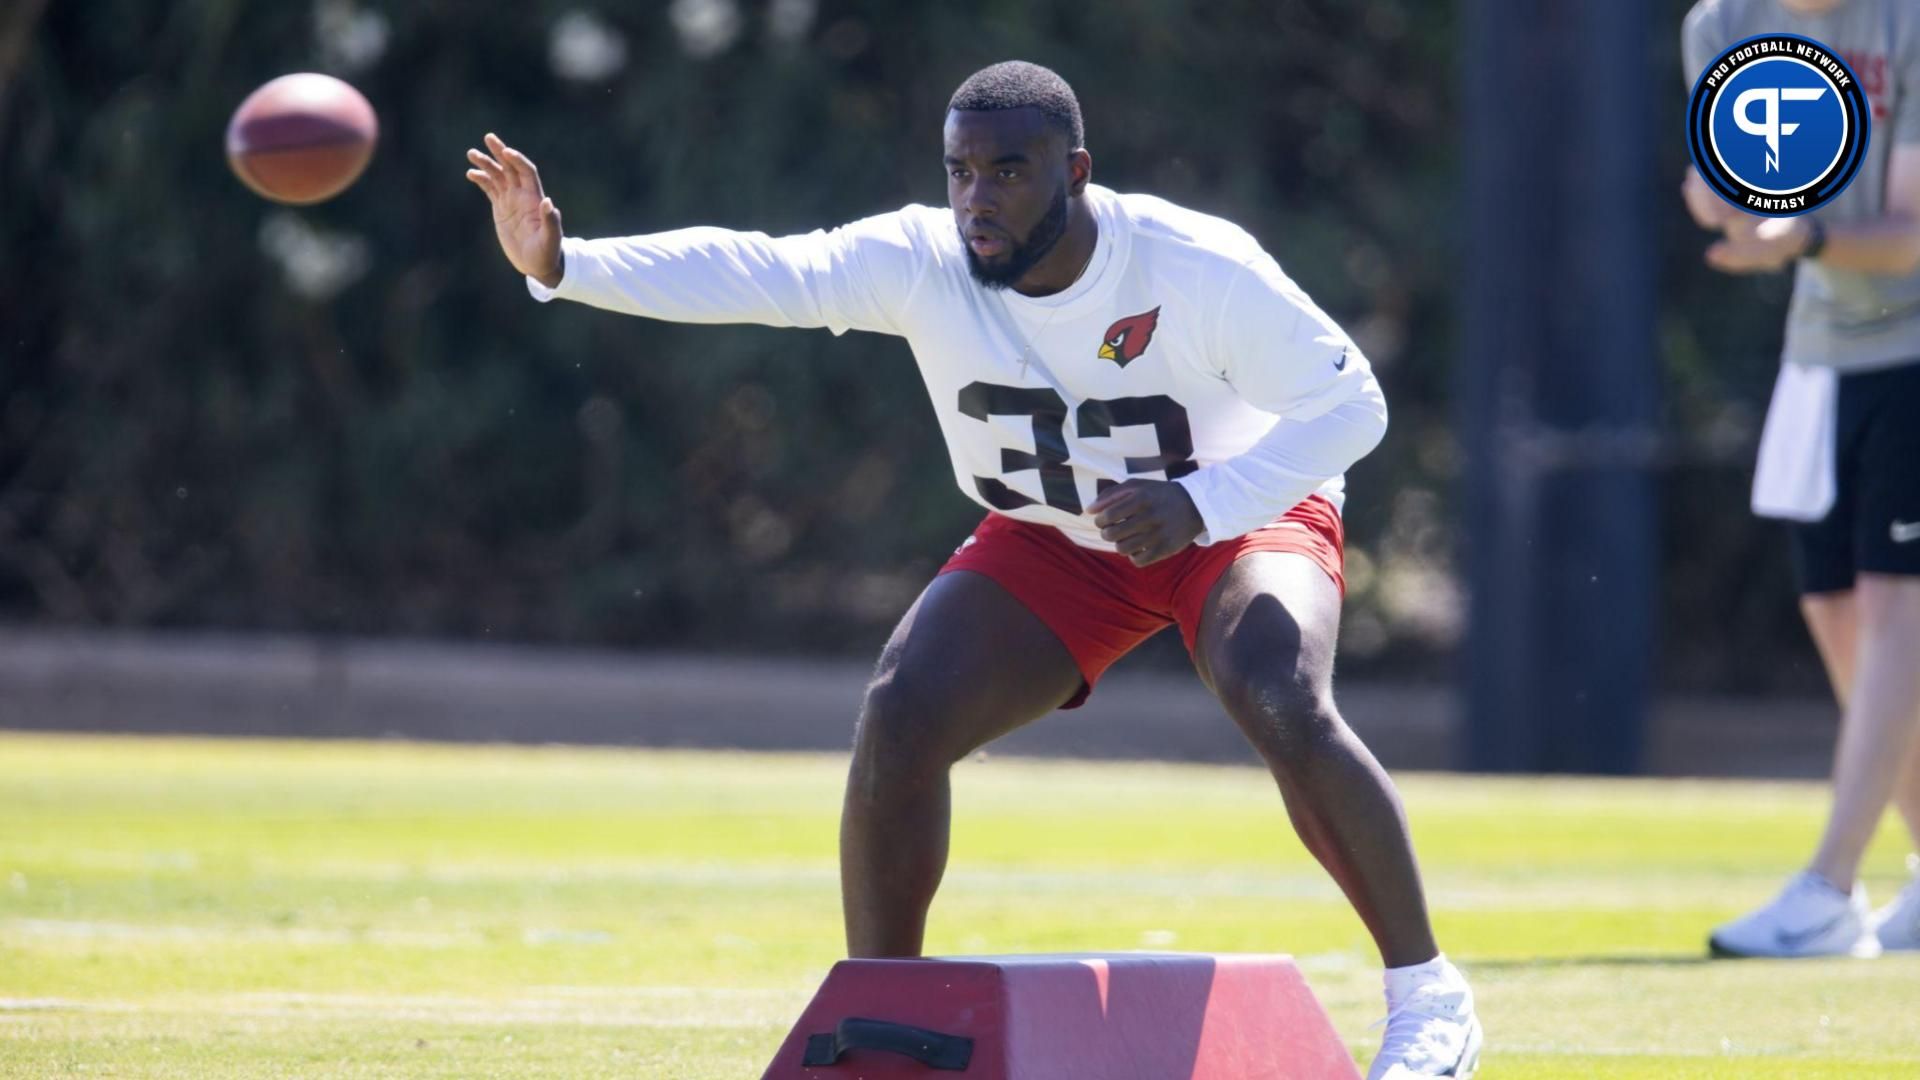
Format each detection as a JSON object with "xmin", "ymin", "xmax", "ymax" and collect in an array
[{"xmin": 530, "ymin": 185, "xmax": 1387, "ymax": 552}]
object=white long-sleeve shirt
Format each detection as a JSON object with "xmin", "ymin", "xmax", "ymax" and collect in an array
[{"xmin": 529, "ymin": 184, "xmax": 1387, "ymax": 551}]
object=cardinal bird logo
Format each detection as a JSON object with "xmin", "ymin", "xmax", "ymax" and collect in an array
[{"xmin": 1097, "ymin": 306, "xmax": 1161, "ymax": 368}]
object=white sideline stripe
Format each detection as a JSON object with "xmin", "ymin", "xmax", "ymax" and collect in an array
[
  {"xmin": 3, "ymin": 919, "xmax": 770, "ymax": 949},
  {"xmin": 8, "ymin": 996, "xmax": 1913, "ymax": 1062},
  {"xmin": 1458, "ymin": 1041, "xmax": 1914, "ymax": 1061},
  {"xmin": 3, "ymin": 857, "xmax": 1725, "ymax": 910},
  {"xmin": 0, "ymin": 988, "xmax": 803, "ymax": 1028},
  {"xmin": 520, "ymin": 986, "xmax": 809, "ymax": 998},
  {"xmin": 27, "ymin": 849, "xmax": 1761, "ymax": 909},
  {"xmin": 3, "ymin": 919, "xmax": 484, "ymax": 947},
  {"xmin": 224, "ymin": 855, "xmax": 1767, "ymax": 909}
]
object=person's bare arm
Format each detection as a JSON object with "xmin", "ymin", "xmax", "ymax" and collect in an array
[
  {"xmin": 1683, "ymin": 166, "xmax": 1742, "ymax": 231},
  {"xmin": 462, "ymin": 133, "xmax": 922, "ymax": 335},
  {"xmin": 1706, "ymin": 146, "xmax": 1920, "ymax": 275},
  {"xmin": 466, "ymin": 132, "xmax": 564, "ymax": 288}
]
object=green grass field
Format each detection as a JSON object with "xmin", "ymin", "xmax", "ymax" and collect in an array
[{"xmin": 3, "ymin": 732, "xmax": 1917, "ymax": 1078}]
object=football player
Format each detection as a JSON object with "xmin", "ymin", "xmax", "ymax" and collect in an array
[{"xmin": 468, "ymin": 61, "xmax": 1481, "ymax": 1077}]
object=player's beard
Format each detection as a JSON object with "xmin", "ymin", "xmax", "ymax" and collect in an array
[{"xmin": 964, "ymin": 184, "xmax": 1070, "ymax": 290}]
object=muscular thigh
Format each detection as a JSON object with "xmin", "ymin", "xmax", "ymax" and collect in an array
[
  {"xmin": 1191, "ymin": 551, "xmax": 1343, "ymax": 706},
  {"xmin": 863, "ymin": 569, "xmax": 1085, "ymax": 762}
]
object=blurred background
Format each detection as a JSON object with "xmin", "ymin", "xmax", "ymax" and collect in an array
[{"xmin": 0, "ymin": 0, "xmax": 1825, "ymax": 774}]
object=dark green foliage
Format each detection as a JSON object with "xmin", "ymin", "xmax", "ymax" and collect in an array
[{"xmin": 0, "ymin": 1, "xmax": 1819, "ymax": 690}]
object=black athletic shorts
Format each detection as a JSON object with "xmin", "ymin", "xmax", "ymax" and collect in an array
[{"xmin": 1790, "ymin": 358, "xmax": 1920, "ymax": 595}]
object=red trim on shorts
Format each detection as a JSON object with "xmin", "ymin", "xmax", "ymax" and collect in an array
[{"xmin": 937, "ymin": 495, "xmax": 1345, "ymax": 709}]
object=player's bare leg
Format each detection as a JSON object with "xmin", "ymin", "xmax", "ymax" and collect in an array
[
  {"xmin": 1820, "ymin": 584, "xmax": 1920, "ymax": 951},
  {"xmin": 1714, "ymin": 576, "xmax": 1920, "ymax": 958},
  {"xmin": 1192, "ymin": 551, "xmax": 1436, "ymax": 967},
  {"xmin": 1828, "ymin": 580, "xmax": 1920, "ymax": 949},
  {"xmin": 841, "ymin": 570, "xmax": 1084, "ymax": 958},
  {"xmin": 1807, "ymin": 575, "xmax": 1920, "ymax": 888},
  {"xmin": 1193, "ymin": 550, "xmax": 1477, "ymax": 1078},
  {"xmin": 1802, "ymin": 589, "xmax": 1920, "ymax": 852}
]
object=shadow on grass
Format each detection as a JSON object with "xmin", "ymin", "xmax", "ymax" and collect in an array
[{"xmin": 1465, "ymin": 953, "xmax": 1712, "ymax": 971}]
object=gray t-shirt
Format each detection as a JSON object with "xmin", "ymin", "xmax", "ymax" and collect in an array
[{"xmin": 1685, "ymin": 0, "xmax": 1920, "ymax": 371}]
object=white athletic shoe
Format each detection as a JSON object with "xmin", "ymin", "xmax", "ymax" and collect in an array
[
  {"xmin": 1365, "ymin": 963, "xmax": 1483, "ymax": 1080},
  {"xmin": 1708, "ymin": 871, "xmax": 1881, "ymax": 959},
  {"xmin": 1870, "ymin": 855, "xmax": 1920, "ymax": 952}
]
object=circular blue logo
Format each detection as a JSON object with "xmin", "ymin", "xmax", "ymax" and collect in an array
[{"xmin": 1688, "ymin": 34, "xmax": 1869, "ymax": 216}]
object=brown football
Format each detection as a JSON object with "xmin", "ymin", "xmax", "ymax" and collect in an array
[{"xmin": 226, "ymin": 73, "xmax": 378, "ymax": 205}]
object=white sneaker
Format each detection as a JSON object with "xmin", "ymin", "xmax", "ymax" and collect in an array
[
  {"xmin": 1365, "ymin": 962, "xmax": 1482, "ymax": 1080},
  {"xmin": 1870, "ymin": 855, "xmax": 1920, "ymax": 952},
  {"xmin": 1708, "ymin": 871, "xmax": 1880, "ymax": 959}
]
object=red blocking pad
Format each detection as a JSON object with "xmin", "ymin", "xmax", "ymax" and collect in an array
[{"xmin": 759, "ymin": 953, "xmax": 1361, "ymax": 1079}]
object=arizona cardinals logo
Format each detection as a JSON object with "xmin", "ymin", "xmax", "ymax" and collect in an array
[{"xmin": 1097, "ymin": 306, "xmax": 1161, "ymax": 368}]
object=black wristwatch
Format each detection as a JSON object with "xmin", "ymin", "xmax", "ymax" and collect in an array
[{"xmin": 1801, "ymin": 217, "xmax": 1828, "ymax": 260}]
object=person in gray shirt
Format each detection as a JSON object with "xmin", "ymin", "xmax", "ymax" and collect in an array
[{"xmin": 1684, "ymin": 0, "xmax": 1920, "ymax": 959}]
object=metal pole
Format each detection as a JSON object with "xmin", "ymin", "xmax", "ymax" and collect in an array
[{"xmin": 1458, "ymin": 0, "xmax": 1660, "ymax": 773}]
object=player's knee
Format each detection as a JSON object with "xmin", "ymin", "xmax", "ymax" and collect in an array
[
  {"xmin": 1213, "ymin": 660, "xmax": 1340, "ymax": 763},
  {"xmin": 851, "ymin": 670, "xmax": 961, "ymax": 777}
]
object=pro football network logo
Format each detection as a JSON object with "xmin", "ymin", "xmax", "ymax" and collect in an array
[
  {"xmin": 1097, "ymin": 306, "xmax": 1160, "ymax": 367},
  {"xmin": 1688, "ymin": 34, "xmax": 1869, "ymax": 217}
]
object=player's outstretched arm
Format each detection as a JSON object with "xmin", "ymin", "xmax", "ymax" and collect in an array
[
  {"xmin": 466, "ymin": 132, "xmax": 564, "ymax": 289},
  {"xmin": 463, "ymin": 134, "xmax": 919, "ymax": 334}
]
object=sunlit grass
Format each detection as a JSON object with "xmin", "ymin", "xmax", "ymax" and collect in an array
[{"xmin": 3, "ymin": 733, "xmax": 1916, "ymax": 1077}]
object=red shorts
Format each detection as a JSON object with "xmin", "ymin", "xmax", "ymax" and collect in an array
[{"xmin": 937, "ymin": 495, "xmax": 1345, "ymax": 709}]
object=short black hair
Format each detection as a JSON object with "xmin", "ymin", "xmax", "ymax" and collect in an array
[{"xmin": 947, "ymin": 61, "xmax": 1084, "ymax": 149}]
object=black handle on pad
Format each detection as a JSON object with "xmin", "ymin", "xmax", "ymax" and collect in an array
[{"xmin": 801, "ymin": 1017, "xmax": 974, "ymax": 1070}]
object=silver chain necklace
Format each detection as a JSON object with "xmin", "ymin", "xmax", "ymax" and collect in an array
[{"xmin": 1009, "ymin": 238, "xmax": 1099, "ymax": 378}]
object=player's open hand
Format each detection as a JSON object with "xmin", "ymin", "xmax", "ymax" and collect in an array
[
  {"xmin": 466, "ymin": 133, "xmax": 564, "ymax": 288},
  {"xmin": 1088, "ymin": 479, "xmax": 1204, "ymax": 567}
]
